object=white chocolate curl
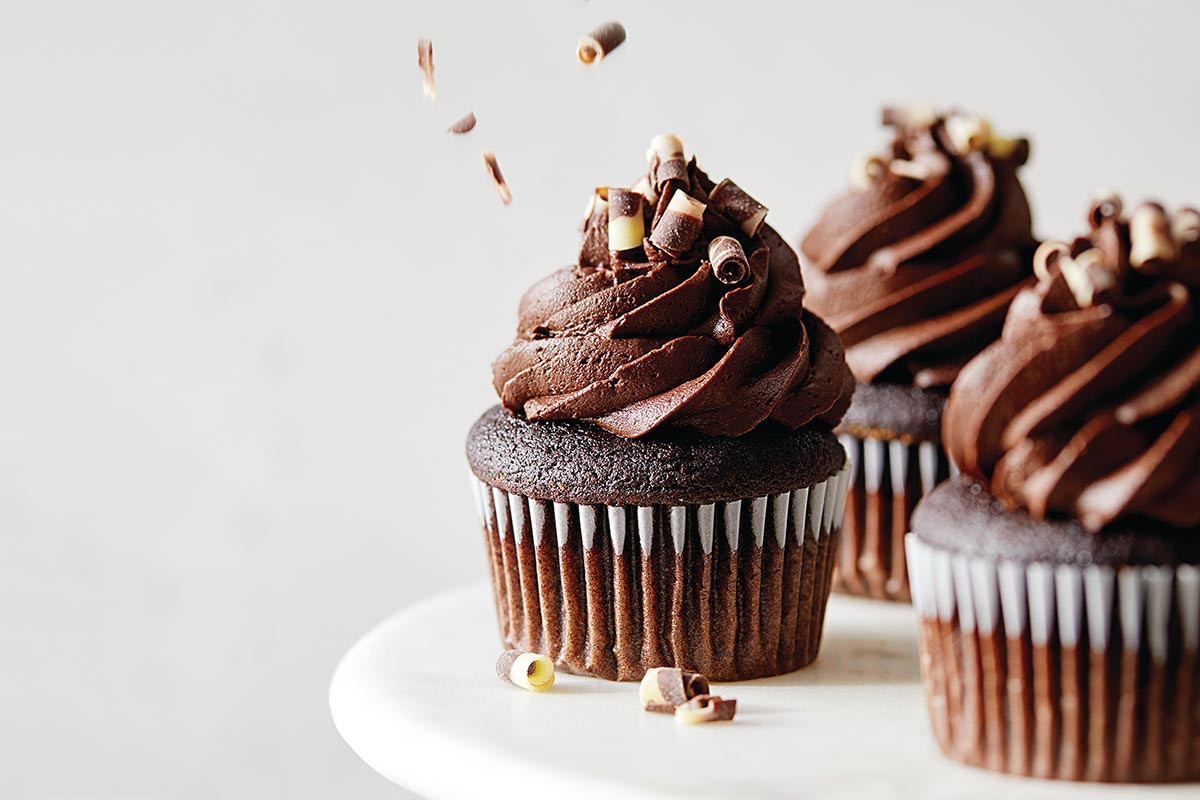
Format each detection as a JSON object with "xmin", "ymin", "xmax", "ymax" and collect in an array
[
  {"xmin": 987, "ymin": 135, "xmax": 1021, "ymax": 159},
  {"xmin": 1173, "ymin": 208, "xmax": 1200, "ymax": 245},
  {"xmin": 882, "ymin": 105, "xmax": 939, "ymax": 129},
  {"xmin": 639, "ymin": 667, "xmax": 710, "ymax": 713},
  {"xmin": 583, "ymin": 187, "xmax": 609, "ymax": 223},
  {"xmin": 1130, "ymin": 203, "xmax": 1177, "ymax": 268},
  {"xmin": 888, "ymin": 158, "xmax": 931, "ymax": 182},
  {"xmin": 647, "ymin": 133, "xmax": 685, "ymax": 162},
  {"xmin": 607, "ymin": 188, "xmax": 645, "ymax": 251},
  {"xmin": 1033, "ymin": 240, "xmax": 1070, "ymax": 284},
  {"xmin": 649, "ymin": 191, "xmax": 706, "ymax": 256},
  {"xmin": 666, "ymin": 190, "xmax": 705, "ymax": 219},
  {"xmin": 496, "ymin": 650, "xmax": 555, "ymax": 692},
  {"xmin": 632, "ymin": 174, "xmax": 658, "ymax": 205},
  {"xmin": 708, "ymin": 179, "xmax": 768, "ymax": 237},
  {"xmin": 1060, "ymin": 248, "xmax": 1117, "ymax": 308},
  {"xmin": 945, "ymin": 114, "xmax": 992, "ymax": 153},
  {"xmin": 851, "ymin": 154, "xmax": 887, "ymax": 191},
  {"xmin": 647, "ymin": 133, "xmax": 688, "ymax": 194},
  {"xmin": 675, "ymin": 694, "xmax": 737, "ymax": 725}
]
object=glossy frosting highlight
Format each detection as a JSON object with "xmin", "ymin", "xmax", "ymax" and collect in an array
[
  {"xmin": 801, "ymin": 108, "xmax": 1036, "ymax": 388},
  {"xmin": 493, "ymin": 136, "xmax": 854, "ymax": 439},
  {"xmin": 944, "ymin": 196, "xmax": 1200, "ymax": 531}
]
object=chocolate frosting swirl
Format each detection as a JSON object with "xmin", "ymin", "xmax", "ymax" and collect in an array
[
  {"xmin": 492, "ymin": 136, "xmax": 854, "ymax": 439},
  {"xmin": 800, "ymin": 108, "xmax": 1036, "ymax": 388},
  {"xmin": 944, "ymin": 196, "xmax": 1200, "ymax": 531}
]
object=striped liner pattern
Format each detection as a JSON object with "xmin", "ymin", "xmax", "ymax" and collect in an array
[
  {"xmin": 470, "ymin": 465, "xmax": 850, "ymax": 681},
  {"xmin": 835, "ymin": 434, "xmax": 958, "ymax": 602},
  {"xmin": 906, "ymin": 533, "xmax": 1200, "ymax": 782}
]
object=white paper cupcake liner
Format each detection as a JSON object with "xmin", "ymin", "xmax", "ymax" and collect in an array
[
  {"xmin": 835, "ymin": 434, "xmax": 959, "ymax": 601},
  {"xmin": 469, "ymin": 465, "xmax": 850, "ymax": 681},
  {"xmin": 906, "ymin": 533, "xmax": 1200, "ymax": 781}
]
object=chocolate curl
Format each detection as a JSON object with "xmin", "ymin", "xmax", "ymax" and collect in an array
[
  {"xmin": 576, "ymin": 21, "xmax": 626, "ymax": 65},
  {"xmin": 481, "ymin": 151, "xmax": 511, "ymax": 205},
  {"xmin": 881, "ymin": 105, "xmax": 939, "ymax": 129},
  {"xmin": 632, "ymin": 174, "xmax": 658, "ymax": 206},
  {"xmin": 1033, "ymin": 240, "xmax": 1071, "ymax": 284},
  {"xmin": 648, "ymin": 190, "xmax": 706, "ymax": 258},
  {"xmin": 1060, "ymin": 248, "xmax": 1118, "ymax": 308},
  {"xmin": 707, "ymin": 236, "xmax": 749, "ymax": 284},
  {"xmin": 447, "ymin": 111, "xmax": 476, "ymax": 134},
  {"xmin": 1172, "ymin": 208, "xmax": 1200, "ymax": 247},
  {"xmin": 1087, "ymin": 190, "xmax": 1124, "ymax": 228},
  {"xmin": 707, "ymin": 179, "xmax": 768, "ymax": 237},
  {"xmin": 607, "ymin": 188, "xmax": 645, "ymax": 252},
  {"xmin": 987, "ymin": 135, "xmax": 1030, "ymax": 163},
  {"xmin": 417, "ymin": 39, "xmax": 435, "ymax": 99},
  {"xmin": 850, "ymin": 154, "xmax": 887, "ymax": 191},
  {"xmin": 496, "ymin": 650, "xmax": 555, "ymax": 692},
  {"xmin": 887, "ymin": 158, "xmax": 932, "ymax": 182},
  {"xmin": 583, "ymin": 186, "xmax": 609, "ymax": 225},
  {"xmin": 675, "ymin": 694, "xmax": 737, "ymax": 725},
  {"xmin": 1129, "ymin": 203, "xmax": 1178, "ymax": 269},
  {"xmin": 639, "ymin": 667, "xmax": 710, "ymax": 713},
  {"xmin": 578, "ymin": 188, "xmax": 610, "ymax": 267},
  {"xmin": 944, "ymin": 113, "xmax": 993, "ymax": 153},
  {"xmin": 647, "ymin": 133, "xmax": 689, "ymax": 199}
]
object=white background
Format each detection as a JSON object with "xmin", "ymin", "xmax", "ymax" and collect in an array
[{"xmin": 2, "ymin": 1, "xmax": 1197, "ymax": 797}]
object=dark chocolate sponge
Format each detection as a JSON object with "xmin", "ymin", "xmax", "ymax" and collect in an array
[
  {"xmin": 913, "ymin": 477, "xmax": 1200, "ymax": 566},
  {"xmin": 839, "ymin": 381, "xmax": 945, "ymax": 443},
  {"xmin": 467, "ymin": 405, "xmax": 845, "ymax": 506}
]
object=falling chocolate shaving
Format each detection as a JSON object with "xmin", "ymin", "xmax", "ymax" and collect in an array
[
  {"xmin": 576, "ymin": 21, "xmax": 626, "ymax": 65},
  {"xmin": 482, "ymin": 151, "xmax": 512, "ymax": 205},
  {"xmin": 417, "ymin": 38, "xmax": 435, "ymax": 99},
  {"xmin": 708, "ymin": 236, "xmax": 749, "ymax": 284},
  {"xmin": 448, "ymin": 111, "xmax": 476, "ymax": 134}
]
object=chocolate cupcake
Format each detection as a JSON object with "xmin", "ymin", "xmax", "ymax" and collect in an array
[
  {"xmin": 907, "ymin": 196, "xmax": 1200, "ymax": 781},
  {"xmin": 467, "ymin": 134, "xmax": 855, "ymax": 681},
  {"xmin": 799, "ymin": 108, "xmax": 1037, "ymax": 601}
]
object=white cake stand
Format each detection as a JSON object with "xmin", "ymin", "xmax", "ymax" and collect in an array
[{"xmin": 330, "ymin": 583, "xmax": 1192, "ymax": 800}]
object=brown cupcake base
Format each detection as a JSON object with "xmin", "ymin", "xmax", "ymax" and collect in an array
[
  {"xmin": 470, "ymin": 467, "xmax": 848, "ymax": 681},
  {"xmin": 907, "ymin": 533, "xmax": 1200, "ymax": 782},
  {"xmin": 834, "ymin": 433, "xmax": 955, "ymax": 602}
]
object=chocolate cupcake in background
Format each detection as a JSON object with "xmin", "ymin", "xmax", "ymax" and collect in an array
[
  {"xmin": 907, "ymin": 196, "xmax": 1200, "ymax": 781},
  {"xmin": 467, "ymin": 134, "xmax": 855, "ymax": 681},
  {"xmin": 799, "ymin": 108, "xmax": 1037, "ymax": 601}
]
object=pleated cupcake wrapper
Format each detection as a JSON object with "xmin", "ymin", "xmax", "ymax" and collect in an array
[
  {"xmin": 906, "ymin": 533, "xmax": 1200, "ymax": 782},
  {"xmin": 835, "ymin": 434, "xmax": 958, "ymax": 602},
  {"xmin": 469, "ymin": 465, "xmax": 850, "ymax": 681}
]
